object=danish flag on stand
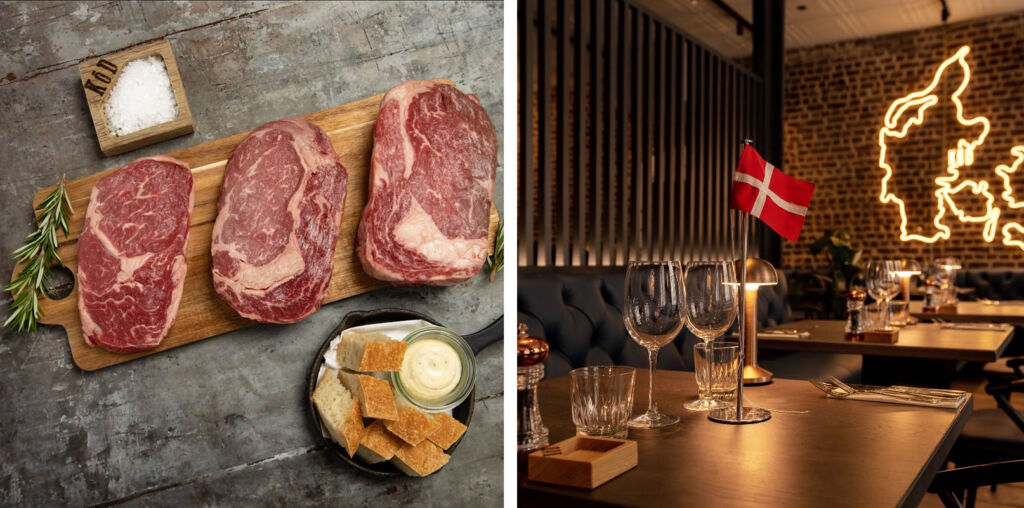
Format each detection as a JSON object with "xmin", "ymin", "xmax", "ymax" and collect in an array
[{"xmin": 729, "ymin": 144, "xmax": 815, "ymax": 242}]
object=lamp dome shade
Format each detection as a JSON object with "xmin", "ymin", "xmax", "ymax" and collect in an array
[
  {"xmin": 895, "ymin": 259, "xmax": 922, "ymax": 276},
  {"xmin": 732, "ymin": 257, "xmax": 778, "ymax": 286}
]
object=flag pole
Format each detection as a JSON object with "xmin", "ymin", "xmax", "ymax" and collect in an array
[
  {"xmin": 737, "ymin": 197, "xmax": 749, "ymax": 421},
  {"xmin": 709, "ymin": 139, "xmax": 771, "ymax": 424},
  {"xmin": 736, "ymin": 139, "xmax": 752, "ymax": 422}
]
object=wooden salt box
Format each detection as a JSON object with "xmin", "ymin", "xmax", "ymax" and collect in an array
[{"xmin": 78, "ymin": 40, "xmax": 193, "ymax": 156}]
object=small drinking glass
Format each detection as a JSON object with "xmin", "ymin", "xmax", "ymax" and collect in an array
[
  {"xmin": 864, "ymin": 302, "xmax": 886, "ymax": 331},
  {"xmin": 694, "ymin": 342, "xmax": 739, "ymax": 403},
  {"xmin": 890, "ymin": 301, "xmax": 909, "ymax": 327},
  {"xmin": 570, "ymin": 366, "xmax": 636, "ymax": 439}
]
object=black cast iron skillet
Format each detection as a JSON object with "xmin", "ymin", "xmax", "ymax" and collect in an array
[{"xmin": 307, "ymin": 308, "xmax": 502, "ymax": 476}]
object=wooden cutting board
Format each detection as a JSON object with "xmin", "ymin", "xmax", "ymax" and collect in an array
[{"xmin": 15, "ymin": 78, "xmax": 500, "ymax": 371}]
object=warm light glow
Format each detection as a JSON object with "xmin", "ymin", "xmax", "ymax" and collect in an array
[
  {"xmin": 995, "ymin": 147, "xmax": 1024, "ymax": 245},
  {"xmin": 1002, "ymin": 223, "xmax": 1024, "ymax": 250},
  {"xmin": 894, "ymin": 271, "xmax": 920, "ymax": 277},
  {"xmin": 996, "ymin": 147, "xmax": 1024, "ymax": 208},
  {"xmin": 878, "ymin": 45, "xmax": 1024, "ymax": 250},
  {"xmin": 725, "ymin": 282, "xmax": 777, "ymax": 289}
]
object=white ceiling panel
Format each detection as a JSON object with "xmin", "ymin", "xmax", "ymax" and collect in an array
[{"xmin": 635, "ymin": 0, "xmax": 1024, "ymax": 59}]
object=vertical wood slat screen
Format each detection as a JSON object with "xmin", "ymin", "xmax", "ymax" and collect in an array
[{"xmin": 518, "ymin": 0, "xmax": 766, "ymax": 267}]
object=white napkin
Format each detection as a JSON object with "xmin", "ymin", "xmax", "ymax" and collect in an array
[
  {"xmin": 811, "ymin": 380, "xmax": 968, "ymax": 409},
  {"xmin": 316, "ymin": 319, "xmax": 432, "ymax": 382},
  {"xmin": 938, "ymin": 322, "xmax": 1012, "ymax": 331},
  {"xmin": 758, "ymin": 330, "xmax": 811, "ymax": 339},
  {"xmin": 314, "ymin": 319, "xmax": 452, "ymax": 446}
]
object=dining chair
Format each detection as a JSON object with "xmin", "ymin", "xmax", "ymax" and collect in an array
[
  {"xmin": 983, "ymin": 356, "xmax": 1024, "ymax": 382},
  {"xmin": 927, "ymin": 459, "xmax": 1024, "ymax": 508},
  {"xmin": 948, "ymin": 379, "xmax": 1024, "ymax": 469}
]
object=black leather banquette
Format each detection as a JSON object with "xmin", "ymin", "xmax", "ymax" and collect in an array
[
  {"xmin": 955, "ymin": 269, "xmax": 1024, "ymax": 300},
  {"xmin": 518, "ymin": 266, "xmax": 861, "ymax": 381},
  {"xmin": 955, "ymin": 268, "xmax": 1024, "ymax": 356}
]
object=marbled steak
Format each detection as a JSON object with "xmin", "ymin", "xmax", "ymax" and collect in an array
[
  {"xmin": 357, "ymin": 81, "xmax": 498, "ymax": 285},
  {"xmin": 77, "ymin": 156, "xmax": 194, "ymax": 353},
  {"xmin": 211, "ymin": 118, "xmax": 348, "ymax": 323}
]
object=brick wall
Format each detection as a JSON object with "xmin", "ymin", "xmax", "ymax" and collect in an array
[{"xmin": 783, "ymin": 11, "xmax": 1024, "ymax": 269}]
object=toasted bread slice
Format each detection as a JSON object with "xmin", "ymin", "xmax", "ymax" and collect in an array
[
  {"xmin": 338, "ymin": 371, "xmax": 399, "ymax": 420},
  {"xmin": 311, "ymin": 369, "xmax": 365, "ymax": 457},
  {"xmin": 385, "ymin": 406, "xmax": 441, "ymax": 445},
  {"xmin": 391, "ymin": 440, "xmax": 450, "ymax": 477},
  {"xmin": 355, "ymin": 420, "xmax": 406, "ymax": 464},
  {"xmin": 337, "ymin": 331, "xmax": 406, "ymax": 372},
  {"xmin": 427, "ymin": 413, "xmax": 468, "ymax": 450}
]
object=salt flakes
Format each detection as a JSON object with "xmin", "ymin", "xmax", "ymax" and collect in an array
[{"xmin": 103, "ymin": 56, "xmax": 178, "ymax": 136}]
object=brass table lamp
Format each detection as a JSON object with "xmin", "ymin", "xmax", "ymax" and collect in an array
[
  {"xmin": 894, "ymin": 259, "xmax": 921, "ymax": 304},
  {"xmin": 736, "ymin": 257, "xmax": 777, "ymax": 385}
]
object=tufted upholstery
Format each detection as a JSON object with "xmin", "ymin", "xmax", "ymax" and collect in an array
[
  {"xmin": 518, "ymin": 268, "xmax": 681, "ymax": 379},
  {"xmin": 954, "ymin": 268, "xmax": 1024, "ymax": 357},
  {"xmin": 518, "ymin": 267, "xmax": 801, "ymax": 379},
  {"xmin": 956, "ymin": 269, "xmax": 1024, "ymax": 301}
]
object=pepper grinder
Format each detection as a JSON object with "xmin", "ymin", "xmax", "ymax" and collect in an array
[
  {"xmin": 844, "ymin": 287, "xmax": 866, "ymax": 341},
  {"xmin": 517, "ymin": 323, "xmax": 549, "ymax": 454},
  {"xmin": 923, "ymin": 276, "xmax": 939, "ymax": 313}
]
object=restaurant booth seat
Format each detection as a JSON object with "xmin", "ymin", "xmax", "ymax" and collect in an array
[
  {"xmin": 955, "ymin": 269, "xmax": 1024, "ymax": 357},
  {"xmin": 778, "ymin": 267, "xmax": 1024, "ymax": 302},
  {"xmin": 518, "ymin": 267, "xmax": 861, "ymax": 382},
  {"xmin": 955, "ymin": 269, "xmax": 1024, "ymax": 300}
]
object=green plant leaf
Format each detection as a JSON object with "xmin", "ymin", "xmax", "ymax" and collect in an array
[{"xmin": 809, "ymin": 236, "xmax": 828, "ymax": 255}]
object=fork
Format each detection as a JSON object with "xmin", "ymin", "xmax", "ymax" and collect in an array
[
  {"xmin": 886, "ymin": 386, "xmax": 962, "ymax": 399},
  {"xmin": 812, "ymin": 377, "xmax": 861, "ymax": 398},
  {"xmin": 825, "ymin": 377, "xmax": 948, "ymax": 404},
  {"xmin": 811, "ymin": 378, "xmax": 864, "ymax": 399},
  {"xmin": 934, "ymin": 320, "xmax": 1008, "ymax": 331},
  {"xmin": 826, "ymin": 376, "xmax": 858, "ymax": 396}
]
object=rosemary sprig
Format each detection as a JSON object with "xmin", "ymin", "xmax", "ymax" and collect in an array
[
  {"xmin": 487, "ymin": 217, "xmax": 504, "ymax": 282},
  {"xmin": 4, "ymin": 175, "xmax": 74, "ymax": 332}
]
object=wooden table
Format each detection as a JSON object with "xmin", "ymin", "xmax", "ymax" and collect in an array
[
  {"xmin": 909, "ymin": 301, "xmax": 1024, "ymax": 325},
  {"xmin": 758, "ymin": 320, "xmax": 1014, "ymax": 385},
  {"xmin": 519, "ymin": 370, "xmax": 972, "ymax": 508},
  {"xmin": 758, "ymin": 320, "xmax": 1014, "ymax": 362}
]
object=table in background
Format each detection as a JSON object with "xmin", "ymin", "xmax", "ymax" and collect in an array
[
  {"xmin": 0, "ymin": 2, "xmax": 503, "ymax": 505},
  {"xmin": 519, "ymin": 370, "xmax": 972, "ymax": 508},
  {"xmin": 909, "ymin": 301, "xmax": 1024, "ymax": 325},
  {"xmin": 758, "ymin": 320, "xmax": 1014, "ymax": 385}
]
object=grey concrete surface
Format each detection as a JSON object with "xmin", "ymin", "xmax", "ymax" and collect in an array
[{"xmin": 0, "ymin": 2, "xmax": 504, "ymax": 505}]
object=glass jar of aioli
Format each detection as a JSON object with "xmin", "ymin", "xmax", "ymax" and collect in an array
[{"xmin": 391, "ymin": 326, "xmax": 476, "ymax": 412}]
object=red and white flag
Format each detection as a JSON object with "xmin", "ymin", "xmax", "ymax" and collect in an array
[{"xmin": 729, "ymin": 144, "xmax": 815, "ymax": 242}]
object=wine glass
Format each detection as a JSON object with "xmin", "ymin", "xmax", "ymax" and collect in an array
[
  {"xmin": 682, "ymin": 261, "xmax": 739, "ymax": 411},
  {"xmin": 623, "ymin": 260, "xmax": 685, "ymax": 428},
  {"xmin": 866, "ymin": 260, "xmax": 901, "ymax": 329}
]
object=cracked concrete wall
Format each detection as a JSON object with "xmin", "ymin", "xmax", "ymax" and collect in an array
[{"xmin": 0, "ymin": 2, "xmax": 504, "ymax": 505}]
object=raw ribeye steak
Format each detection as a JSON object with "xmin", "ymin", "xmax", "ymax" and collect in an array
[
  {"xmin": 211, "ymin": 118, "xmax": 348, "ymax": 323},
  {"xmin": 77, "ymin": 156, "xmax": 194, "ymax": 353},
  {"xmin": 357, "ymin": 80, "xmax": 498, "ymax": 285}
]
